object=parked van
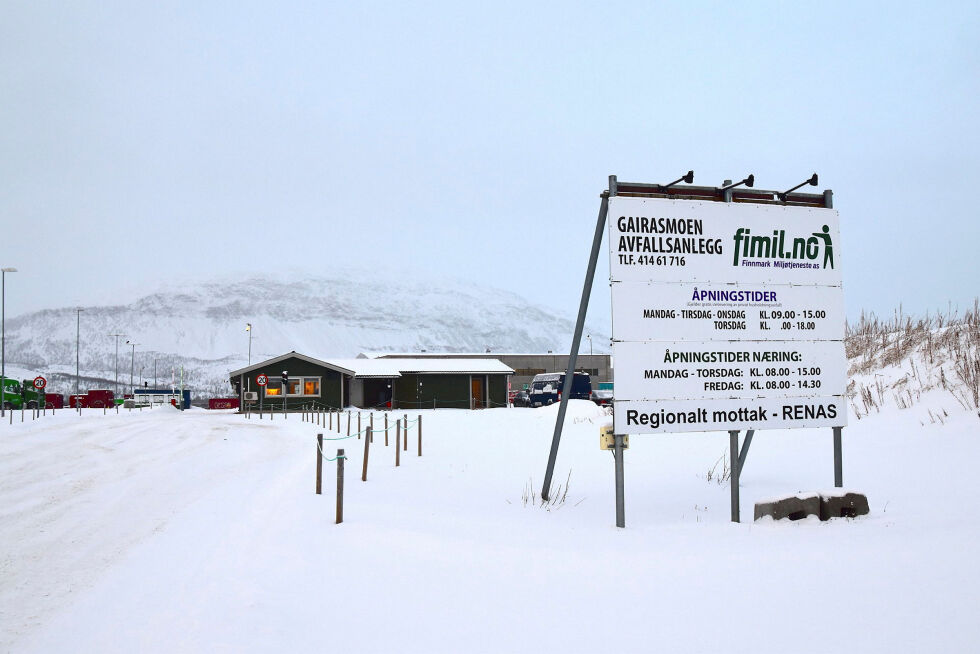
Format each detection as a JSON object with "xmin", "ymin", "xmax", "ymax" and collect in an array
[{"xmin": 528, "ymin": 372, "xmax": 592, "ymax": 407}]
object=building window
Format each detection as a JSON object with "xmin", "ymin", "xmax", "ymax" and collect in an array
[{"xmin": 265, "ymin": 377, "xmax": 321, "ymax": 397}]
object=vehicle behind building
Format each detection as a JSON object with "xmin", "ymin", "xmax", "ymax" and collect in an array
[
  {"xmin": 1, "ymin": 379, "xmax": 21, "ymax": 409},
  {"xmin": 528, "ymin": 372, "xmax": 591, "ymax": 407}
]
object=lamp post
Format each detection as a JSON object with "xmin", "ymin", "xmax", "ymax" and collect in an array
[
  {"xmin": 75, "ymin": 308, "xmax": 85, "ymax": 397},
  {"xmin": 109, "ymin": 333, "xmax": 125, "ymax": 399},
  {"xmin": 125, "ymin": 340, "xmax": 138, "ymax": 395},
  {"xmin": 246, "ymin": 323, "xmax": 252, "ymax": 365},
  {"xmin": 587, "ymin": 333, "xmax": 593, "ymax": 356},
  {"xmin": 1, "ymin": 267, "xmax": 17, "ymax": 417}
]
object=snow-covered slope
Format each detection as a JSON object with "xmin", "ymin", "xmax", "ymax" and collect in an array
[
  {"xmin": 2, "ymin": 323, "xmax": 979, "ymax": 652},
  {"xmin": 2, "ymin": 274, "xmax": 609, "ymax": 397}
]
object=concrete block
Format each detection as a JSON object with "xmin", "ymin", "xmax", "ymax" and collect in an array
[
  {"xmin": 819, "ymin": 492, "xmax": 870, "ymax": 520},
  {"xmin": 753, "ymin": 493, "xmax": 821, "ymax": 521}
]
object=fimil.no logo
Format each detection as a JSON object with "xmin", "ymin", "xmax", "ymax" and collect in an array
[{"xmin": 732, "ymin": 226, "xmax": 834, "ymax": 269}]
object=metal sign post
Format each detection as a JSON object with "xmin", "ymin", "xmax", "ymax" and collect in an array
[
  {"xmin": 256, "ymin": 373, "xmax": 268, "ymax": 413},
  {"xmin": 541, "ymin": 177, "xmax": 614, "ymax": 504},
  {"xmin": 282, "ymin": 371, "xmax": 288, "ymax": 416}
]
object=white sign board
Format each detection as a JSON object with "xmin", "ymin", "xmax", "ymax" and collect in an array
[
  {"xmin": 610, "ymin": 282, "xmax": 845, "ymax": 342},
  {"xmin": 609, "ymin": 196, "xmax": 846, "ymax": 434},
  {"xmin": 612, "ymin": 340, "xmax": 846, "ymax": 401},
  {"xmin": 609, "ymin": 199, "xmax": 843, "ymax": 285}
]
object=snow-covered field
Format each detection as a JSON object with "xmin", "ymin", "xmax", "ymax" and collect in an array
[{"xmin": 1, "ymin": 392, "xmax": 977, "ymax": 652}]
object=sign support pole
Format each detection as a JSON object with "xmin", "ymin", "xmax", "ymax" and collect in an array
[
  {"xmin": 541, "ymin": 175, "xmax": 615, "ymax": 502},
  {"xmin": 614, "ymin": 433, "xmax": 626, "ymax": 527},
  {"xmin": 730, "ymin": 430, "xmax": 741, "ymax": 523},
  {"xmin": 833, "ymin": 426, "xmax": 843, "ymax": 487},
  {"xmin": 737, "ymin": 429, "xmax": 754, "ymax": 473}
]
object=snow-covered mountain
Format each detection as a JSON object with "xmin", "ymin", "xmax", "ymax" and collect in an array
[{"xmin": 1, "ymin": 274, "xmax": 609, "ymax": 397}]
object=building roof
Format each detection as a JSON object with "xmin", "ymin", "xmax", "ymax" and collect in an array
[
  {"xmin": 380, "ymin": 358, "xmax": 515, "ymax": 374},
  {"xmin": 230, "ymin": 352, "xmax": 514, "ymax": 380},
  {"xmin": 228, "ymin": 352, "xmax": 345, "ymax": 379}
]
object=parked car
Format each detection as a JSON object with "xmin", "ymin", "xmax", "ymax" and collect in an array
[
  {"xmin": 512, "ymin": 389, "xmax": 530, "ymax": 407},
  {"xmin": 592, "ymin": 389, "xmax": 613, "ymax": 406},
  {"xmin": 528, "ymin": 372, "xmax": 591, "ymax": 407}
]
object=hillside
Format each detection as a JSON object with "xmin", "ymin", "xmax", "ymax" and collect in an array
[{"xmin": 1, "ymin": 274, "xmax": 610, "ymax": 397}]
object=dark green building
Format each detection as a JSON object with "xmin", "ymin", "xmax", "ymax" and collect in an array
[{"xmin": 228, "ymin": 352, "xmax": 513, "ymax": 410}]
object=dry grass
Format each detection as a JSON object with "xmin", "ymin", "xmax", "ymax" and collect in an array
[{"xmin": 846, "ymin": 299, "xmax": 980, "ymax": 419}]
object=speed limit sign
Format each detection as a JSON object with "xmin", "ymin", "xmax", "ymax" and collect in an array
[
  {"xmin": 33, "ymin": 376, "xmax": 47, "ymax": 390},
  {"xmin": 255, "ymin": 374, "xmax": 268, "ymax": 387}
]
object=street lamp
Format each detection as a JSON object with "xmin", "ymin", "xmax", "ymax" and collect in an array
[
  {"xmin": 246, "ymin": 323, "xmax": 252, "ymax": 365},
  {"xmin": 1, "ymin": 267, "xmax": 17, "ymax": 417},
  {"xmin": 76, "ymin": 308, "xmax": 85, "ymax": 397},
  {"xmin": 125, "ymin": 340, "xmax": 138, "ymax": 395},
  {"xmin": 587, "ymin": 334, "xmax": 593, "ymax": 356},
  {"xmin": 109, "ymin": 333, "xmax": 125, "ymax": 399}
]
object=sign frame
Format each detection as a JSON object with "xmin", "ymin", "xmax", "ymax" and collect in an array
[{"xmin": 540, "ymin": 174, "xmax": 846, "ymax": 529}]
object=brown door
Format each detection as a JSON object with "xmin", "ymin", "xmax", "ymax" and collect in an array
[{"xmin": 471, "ymin": 377, "xmax": 484, "ymax": 409}]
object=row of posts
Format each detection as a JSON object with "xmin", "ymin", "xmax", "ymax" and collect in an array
[
  {"xmin": 1, "ymin": 401, "xmax": 138, "ymax": 424},
  {"xmin": 311, "ymin": 409, "xmax": 423, "ymax": 524}
]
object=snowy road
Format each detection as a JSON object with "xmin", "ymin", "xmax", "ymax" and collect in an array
[{"xmin": 2, "ymin": 402, "xmax": 979, "ymax": 652}]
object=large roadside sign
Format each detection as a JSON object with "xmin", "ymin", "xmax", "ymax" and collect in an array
[{"xmin": 610, "ymin": 197, "xmax": 846, "ymax": 434}]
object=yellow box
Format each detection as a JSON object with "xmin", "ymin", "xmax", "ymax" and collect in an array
[{"xmin": 599, "ymin": 425, "xmax": 628, "ymax": 450}]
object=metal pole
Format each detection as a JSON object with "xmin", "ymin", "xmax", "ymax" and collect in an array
[
  {"xmin": 737, "ymin": 429, "xmax": 755, "ymax": 473},
  {"xmin": 0, "ymin": 268, "xmax": 7, "ymax": 418},
  {"xmin": 110, "ymin": 333, "xmax": 124, "ymax": 399},
  {"xmin": 542, "ymin": 178, "xmax": 613, "ymax": 501},
  {"xmin": 129, "ymin": 343, "xmax": 135, "ymax": 392},
  {"xmin": 833, "ymin": 426, "xmax": 843, "ymax": 487},
  {"xmin": 614, "ymin": 433, "xmax": 625, "ymax": 528},
  {"xmin": 75, "ymin": 308, "xmax": 84, "ymax": 397},
  {"xmin": 730, "ymin": 430, "xmax": 740, "ymax": 523}
]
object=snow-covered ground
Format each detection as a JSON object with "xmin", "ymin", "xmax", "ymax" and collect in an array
[{"xmin": 1, "ymin": 393, "xmax": 978, "ymax": 652}]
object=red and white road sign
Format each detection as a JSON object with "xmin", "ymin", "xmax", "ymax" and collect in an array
[
  {"xmin": 33, "ymin": 376, "xmax": 47, "ymax": 389},
  {"xmin": 255, "ymin": 374, "xmax": 268, "ymax": 386}
]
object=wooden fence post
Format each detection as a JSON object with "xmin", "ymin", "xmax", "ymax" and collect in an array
[
  {"xmin": 358, "ymin": 412, "xmax": 362, "ymax": 438},
  {"xmin": 418, "ymin": 414, "xmax": 423, "ymax": 456},
  {"xmin": 316, "ymin": 433, "xmax": 323, "ymax": 494},
  {"xmin": 336, "ymin": 448, "xmax": 345, "ymax": 524},
  {"xmin": 404, "ymin": 414, "xmax": 408, "ymax": 451},
  {"xmin": 362, "ymin": 426, "xmax": 372, "ymax": 481},
  {"xmin": 384, "ymin": 413, "xmax": 389, "ymax": 446},
  {"xmin": 370, "ymin": 413, "xmax": 374, "ymax": 443},
  {"xmin": 347, "ymin": 411, "xmax": 351, "ymax": 436},
  {"xmin": 396, "ymin": 419, "xmax": 401, "ymax": 467}
]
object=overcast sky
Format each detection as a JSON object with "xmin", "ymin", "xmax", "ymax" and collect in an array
[{"xmin": 2, "ymin": 1, "xmax": 978, "ymax": 326}]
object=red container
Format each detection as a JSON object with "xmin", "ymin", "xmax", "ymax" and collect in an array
[
  {"xmin": 69, "ymin": 394, "xmax": 88, "ymax": 409},
  {"xmin": 208, "ymin": 398, "xmax": 240, "ymax": 410},
  {"xmin": 45, "ymin": 393, "xmax": 64, "ymax": 409},
  {"xmin": 86, "ymin": 389, "xmax": 115, "ymax": 409}
]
